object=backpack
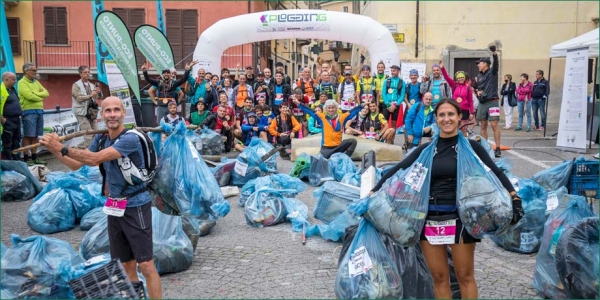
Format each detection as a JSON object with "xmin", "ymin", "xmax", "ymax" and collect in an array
[
  {"xmin": 386, "ymin": 77, "xmax": 404, "ymax": 96},
  {"xmin": 339, "ymin": 81, "xmax": 357, "ymax": 97},
  {"xmin": 97, "ymin": 129, "xmax": 158, "ymax": 194},
  {"xmin": 297, "ymin": 78, "xmax": 315, "ymax": 95}
]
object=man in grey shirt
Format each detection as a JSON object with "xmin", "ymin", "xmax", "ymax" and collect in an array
[{"xmin": 475, "ymin": 45, "xmax": 502, "ymax": 157}]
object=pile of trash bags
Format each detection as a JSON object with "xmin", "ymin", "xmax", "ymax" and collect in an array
[
  {"xmin": 151, "ymin": 208, "xmax": 194, "ymax": 275},
  {"xmin": 531, "ymin": 159, "xmax": 575, "ymax": 191},
  {"xmin": 80, "ymin": 217, "xmax": 110, "ymax": 260},
  {"xmin": 79, "ymin": 207, "xmax": 106, "ymax": 231},
  {"xmin": 150, "ymin": 122, "xmax": 230, "ymax": 245},
  {"xmin": 555, "ymin": 217, "xmax": 599, "ymax": 299},
  {"xmin": 189, "ymin": 127, "xmax": 225, "ymax": 155},
  {"xmin": 0, "ymin": 160, "xmax": 42, "ymax": 201},
  {"xmin": 532, "ymin": 194, "xmax": 595, "ymax": 298},
  {"xmin": 456, "ymin": 135, "xmax": 512, "ymax": 238},
  {"xmin": 490, "ymin": 178, "xmax": 548, "ymax": 253},
  {"xmin": 239, "ymin": 174, "xmax": 307, "ymax": 207},
  {"xmin": 231, "ymin": 138, "xmax": 278, "ymax": 187},
  {"xmin": 27, "ymin": 166, "xmax": 105, "ymax": 234},
  {"xmin": 1, "ymin": 234, "xmax": 84, "ymax": 299},
  {"xmin": 328, "ymin": 153, "xmax": 357, "ymax": 182}
]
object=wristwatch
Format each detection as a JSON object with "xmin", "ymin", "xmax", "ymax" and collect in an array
[{"xmin": 61, "ymin": 145, "xmax": 69, "ymax": 157}]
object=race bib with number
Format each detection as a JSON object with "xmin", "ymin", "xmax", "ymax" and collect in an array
[
  {"xmin": 103, "ymin": 197, "xmax": 128, "ymax": 217},
  {"xmin": 402, "ymin": 162, "xmax": 428, "ymax": 192},
  {"xmin": 424, "ymin": 219, "xmax": 457, "ymax": 245},
  {"xmin": 489, "ymin": 107, "xmax": 501, "ymax": 117},
  {"xmin": 341, "ymin": 101, "xmax": 356, "ymax": 111},
  {"xmin": 348, "ymin": 246, "xmax": 373, "ymax": 278},
  {"xmin": 365, "ymin": 131, "xmax": 377, "ymax": 139}
]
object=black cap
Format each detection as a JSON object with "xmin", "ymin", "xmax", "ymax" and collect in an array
[
  {"xmin": 161, "ymin": 69, "xmax": 170, "ymax": 74},
  {"xmin": 246, "ymin": 66, "xmax": 253, "ymax": 70},
  {"xmin": 476, "ymin": 57, "xmax": 491, "ymax": 64},
  {"xmin": 390, "ymin": 65, "xmax": 401, "ymax": 70},
  {"xmin": 344, "ymin": 70, "xmax": 352, "ymax": 75},
  {"xmin": 275, "ymin": 62, "xmax": 284, "ymax": 67},
  {"xmin": 257, "ymin": 71, "xmax": 264, "ymax": 76}
]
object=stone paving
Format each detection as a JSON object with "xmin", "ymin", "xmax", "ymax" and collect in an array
[{"xmin": 1, "ymin": 124, "xmax": 597, "ymax": 299}]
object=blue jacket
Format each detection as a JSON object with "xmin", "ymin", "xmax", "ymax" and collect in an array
[
  {"xmin": 241, "ymin": 123, "xmax": 264, "ymax": 146},
  {"xmin": 187, "ymin": 77, "xmax": 208, "ymax": 105},
  {"xmin": 405, "ymin": 103, "xmax": 435, "ymax": 144}
]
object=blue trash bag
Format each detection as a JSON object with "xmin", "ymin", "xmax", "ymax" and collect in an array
[
  {"xmin": 1, "ymin": 242, "xmax": 7, "ymax": 259},
  {"xmin": 0, "ymin": 160, "xmax": 42, "ymax": 201},
  {"xmin": 329, "ymin": 153, "xmax": 357, "ymax": 181},
  {"xmin": 79, "ymin": 217, "xmax": 110, "ymax": 260},
  {"xmin": 27, "ymin": 188, "xmax": 76, "ymax": 234},
  {"xmin": 306, "ymin": 210, "xmax": 360, "ymax": 242},
  {"xmin": 490, "ymin": 179, "xmax": 548, "ymax": 253},
  {"xmin": 309, "ymin": 154, "xmax": 335, "ymax": 187},
  {"xmin": 495, "ymin": 157, "xmax": 513, "ymax": 173},
  {"xmin": 281, "ymin": 198, "xmax": 310, "ymax": 232},
  {"xmin": 194, "ymin": 127, "xmax": 225, "ymax": 155},
  {"xmin": 1, "ymin": 234, "xmax": 84, "ymax": 299},
  {"xmin": 334, "ymin": 219, "xmax": 403, "ymax": 299},
  {"xmin": 231, "ymin": 138, "xmax": 278, "ymax": 187},
  {"xmin": 469, "ymin": 135, "xmax": 495, "ymax": 158},
  {"xmin": 151, "ymin": 207, "xmax": 194, "ymax": 275},
  {"xmin": 348, "ymin": 136, "xmax": 436, "ymax": 247},
  {"xmin": 313, "ymin": 181, "xmax": 361, "ymax": 224},
  {"xmin": 270, "ymin": 173, "xmax": 307, "ymax": 194},
  {"xmin": 545, "ymin": 186, "xmax": 569, "ymax": 216},
  {"xmin": 149, "ymin": 131, "xmax": 164, "ymax": 157},
  {"xmin": 79, "ymin": 207, "xmax": 106, "ymax": 231},
  {"xmin": 1, "ymin": 170, "xmax": 37, "ymax": 202},
  {"xmin": 150, "ymin": 122, "xmax": 230, "ymax": 221},
  {"xmin": 456, "ymin": 133, "xmax": 512, "ymax": 239},
  {"xmin": 555, "ymin": 217, "xmax": 599, "ymax": 299},
  {"xmin": 532, "ymin": 194, "xmax": 595, "ymax": 299},
  {"xmin": 340, "ymin": 172, "xmax": 361, "ymax": 187},
  {"xmin": 244, "ymin": 188, "xmax": 289, "ymax": 227},
  {"xmin": 290, "ymin": 152, "xmax": 311, "ymax": 179},
  {"xmin": 73, "ymin": 165, "xmax": 102, "ymax": 185},
  {"xmin": 238, "ymin": 176, "xmax": 273, "ymax": 207},
  {"xmin": 531, "ymin": 159, "xmax": 575, "ymax": 191},
  {"xmin": 211, "ymin": 158, "xmax": 237, "ymax": 187}
]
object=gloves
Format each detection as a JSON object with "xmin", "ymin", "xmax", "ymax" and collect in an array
[
  {"xmin": 511, "ymin": 196, "xmax": 524, "ymax": 225},
  {"xmin": 360, "ymin": 54, "xmax": 366, "ymax": 63}
]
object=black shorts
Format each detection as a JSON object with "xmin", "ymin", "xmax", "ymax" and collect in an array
[
  {"xmin": 107, "ymin": 201, "xmax": 153, "ymax": 263},
  {"xmin": 461, "ymin": 109, "xmax": 470, "ymax": 121},
  {"xmin": 419, "ymin": 213, "xmax": 480, "ymax": 244}
]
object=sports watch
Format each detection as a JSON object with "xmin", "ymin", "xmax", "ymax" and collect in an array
[{"xmin": 61, "ymin": 146, "xmax": 69, "ymax": 157}]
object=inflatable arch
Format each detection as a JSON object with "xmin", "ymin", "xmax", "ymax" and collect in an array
[{"xmin": 192, "ymin": 9, "xmax": 400, "ymax": 76}]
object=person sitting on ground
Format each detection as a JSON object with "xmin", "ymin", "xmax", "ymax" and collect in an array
[
  {"xmin": 291, "ymin": 88, "xmax": 309, "ymax": 137},
  {"xmin": 189, "ymin": 99, "xmax": 210, "ymax": 126},
  {"xmin": 253, "ymin": 105, "xmax": 270, "ymax": 135},
  {"xmin": 200, "ymin": 105, "xmax": 243, "ymax": 152},
  {"xmin": 294, "ymin": 99, "xmax": 364, "ymax": 159},
  {"xmin": 241, "ymin": 112, "xmax": 266, "ymax": 147},
  {"xmin": 308, "ymin": 105, "xmax": 324, "ymax": 135},
  {"xmin": 162, "ymin": 101, "xmax": 185, "ymax": 127},
  {"xmin": 234, "ymin": 97, "xmax": 254, "ymax": 140},
  {"xmin": 268, "ymin": 102, "xmax": 301, "ymax": 149},
  {"xmin": 405, "ymin": 92, "xmax": 435, "ymax": 150},
  {"xmin": 344, "ymin": 105, "xmax": 369, "ymax": 138},
  {"xmin": 364, "ymin": 101, "xmax": 396, "ymax": 144}
]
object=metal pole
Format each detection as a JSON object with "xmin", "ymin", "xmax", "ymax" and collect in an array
[
  {"xmin": 589, "ymin": 57, "xmax": 598, "ymax": 149},
  {"xmin": 544, "ymin": 58, "xmax": 552, "ymax": 137}
]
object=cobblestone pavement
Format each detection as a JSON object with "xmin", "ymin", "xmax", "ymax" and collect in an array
[{"xmin": 2, "ymin": 123, "xmax": 597, "ymax": 299}]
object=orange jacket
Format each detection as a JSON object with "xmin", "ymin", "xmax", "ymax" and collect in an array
[
  {"xmin": 299, "ymin": 104, "xmax": 362, "ymax": 147},
  {"xmin": 268, "ymin": 114, "xmax": 301, "ymax": 137}
]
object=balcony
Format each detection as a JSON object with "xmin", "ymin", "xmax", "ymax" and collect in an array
[{"xmin": 23, "ymin": 40, "xmax": 99, "ymax": 74}]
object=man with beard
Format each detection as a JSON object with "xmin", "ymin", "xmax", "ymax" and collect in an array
[
  {"xmin": 420, "ymin": 64, "xmax": 452, "ymax": 105},
  {"xmin": 252, "ymin": 72, "xmax": 271, "ymax": 105},
  {"xmin": 142, "ymin": 61, "xmax": 195, "ymax": 121}
]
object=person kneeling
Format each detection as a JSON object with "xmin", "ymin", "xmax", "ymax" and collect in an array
[
  {"xmin": 364, "ymin": 101, "xmax": 395, "ymax": 144},
  {"xmin": 268, "ymin": 102, "xmax": 301, "ymax": 155},
  {"xmin": 200, "ymin": 105, "xmax": 243, "ymax": 152},
  {"xmin": 241, "ymin": 112, "xmax": 267, "ymax": 148},
  {"xmin": 405, "ymin": 92, "xmax": 435, "ymax": 150},
  {"xmin": 344, "ymin": 105, "xmax": 369, "ymax": 139}
]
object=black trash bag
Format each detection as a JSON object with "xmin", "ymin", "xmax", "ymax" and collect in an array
[
  {"xmin": 151, "ymin": 208, "xmax": 194, "ymax": 275},
  {"xmin": 555, "ymin": 217, "xmax": 599, "ymax": 299},
  {"xmin": 1, "ymin": 234, "xmax": 84, "ymax": 299},
  {"xmin": 79, "ymin": 207, "xmax": 106, "ymax": 231},
  {"xmin": 308, "ymin": 154, "xmax": 334, "ymax": 187}
]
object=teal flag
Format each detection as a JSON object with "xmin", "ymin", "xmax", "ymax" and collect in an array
[
  {"xmin": 134, "ymin": 25, "xmax": 174, "ymax": 72},
  {"xmin": 95, "ymin": 11, "xmax": 141, "ymax": 103},
  {"xmin": 156, "ymin": 0, "xmax": 166, "ymax": 34},
  {"xmin": 0, "ymin": 1, "xmax": 16, "ymax": 75},
  {"xmin": 92, "ymin": 1, "xmax": 113, "ymax": 84}
]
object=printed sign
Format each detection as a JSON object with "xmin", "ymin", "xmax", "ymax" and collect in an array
[
  {"xmin": 98, "ymin": 60, "xmax": 137, "ymax": 129},
  {"xmin": 234, "ymin": 161, "xmax": 249, "ymax": 177},
  {"xmin": 348, "ymin": 246, "xmax": 373, "ymax": 278},
  {"xmin": 402, "ymin": 162, "xmax": 428, "ymax": 192},
  {"xmin": 134, "ymin": 24, "xmax": 174, "ymax": 72},
  {"xmin": 42, "ymin": 110, "xmax": 83, "ymax": 149},
  {"xmin": 257, "ymin": 13, "xmax": 330, "ymax": 32},
  {"xmin": 400, "ymin": 63, "xmax": 427, "ymax": 83}
]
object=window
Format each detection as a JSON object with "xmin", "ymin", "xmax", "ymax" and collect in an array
[
  {"xmin": 113, "ymin": 8, "xmax": 146, "ymax": 67},
  {"xmin": 352, "ymin": 1, "xmax": 360, "ymax": 14},
  {"xmin": 43, "ymin": 7, "xmax": 68, "ymax": 45},
  {"xmin": 343, "ymin": 6, "xmax": 348, "ymax": 12},
  {"xmin": 166, "ymin": 9, "xmax": 198, "ymax": 68},
  {"xmin": 7, "ymin": 18, "xmax": 20, "ymax": 55},
  {"xmin": 284, "ymin": 40, "xmax": 288, "ymax": 49}
]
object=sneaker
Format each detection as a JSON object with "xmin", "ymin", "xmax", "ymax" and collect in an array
[
  {"xmin": 537, "ymin": 126, "xmax": 545, "ymax": 131},
  {"xmin": 514, "ymin": 127, "xmax": 522, "ymax": 131},
  {"xmin": 495, "ymin": 148, "xmax": 502, "ymax": 158},
  {"xmin": 526, "ymin": 126, "xmax": 531, "ymax": 132},
  {"xmin": 33, "ymin": 158, "xmax": 47, "ymax": 165},
  {"xmin": 532, "ymin": 126, "xmax": 538, "ymax": 130},
  {"xmin": 503, "ymin": 126, "xmax": 511, "ymax": 130},
  {"xmin": 26, "ymin": 159, "xmax": 34, "ymax": 166}
]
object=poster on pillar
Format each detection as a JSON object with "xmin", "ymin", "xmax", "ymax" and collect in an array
[
  {"xmin": 97, "ymin": 60, "xmax": 137, "ymax": 130},
  {"xmin": 556, "ymin": 47, "xmax": 589, "ymax": 151}
]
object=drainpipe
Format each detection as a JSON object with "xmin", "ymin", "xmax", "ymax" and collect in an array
[{"xmin": 415, "ymin": 0, "xmax": 419, "ymax": 58}]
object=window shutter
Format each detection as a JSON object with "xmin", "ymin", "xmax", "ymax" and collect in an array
[
  {"xmin": 166, "ymin": 9, "xmax": 182, "ymax": 66},
  {"xmin": 55, "ymin": 7, "xmax": 68, "ymax": 45},
  {"xmin": 182, "ymin": 10, "xmax": 198, "ymax": 67},
  {"xmin": 7, "ymin": 18, "xmax": 20, "ymax": 55},
  {"xmin": 43, "ymin": 7, "xmax": 56, "ymax": 44},
  {"xmin": 128, "ymin": 9, "xmax": 146, "ymax": 67}
]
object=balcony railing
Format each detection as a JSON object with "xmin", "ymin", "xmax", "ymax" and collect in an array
[{"xmin": 23, "ymin": 40, "xmax": 99, "ymax": 70}]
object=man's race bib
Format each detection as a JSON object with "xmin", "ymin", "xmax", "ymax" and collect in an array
[
  {"xmin": 103, "ymin": 197, "xmax": 128, "ymax": 217},
  {"xmin": 293, "ymin": 108, "xmax": 304, "ymax": 116},
  {"xmin": 489, "ymin": 107, "xmax": 501, "ymax": 117},
  {"xmin": 341, "ymin": 100, "xmax": 356, "ymax": 111},
  {"xmin": 365, "ymin": 131, "xmax": 377, "ymax": 139},
  {"xmin": 424, "ymin": 219, "xmax": 457, "ymax": 245}
]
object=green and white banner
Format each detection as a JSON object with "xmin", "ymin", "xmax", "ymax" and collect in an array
[
  {"xmin": 133, "ymin": 24, "xmax": 174, "ymax": 73},
  {"xmin": 94, "ymin": 11, "xmax": 141, "ymax": 104}
]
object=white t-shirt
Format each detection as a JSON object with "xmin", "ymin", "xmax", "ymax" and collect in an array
[{"xmin": 338, "ymin": 81, "xmax": 357, "ymax": 111}]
